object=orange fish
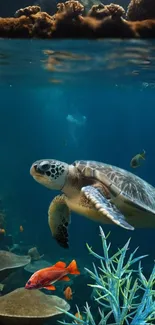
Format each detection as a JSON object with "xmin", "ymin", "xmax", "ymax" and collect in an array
[
  {"xmin": 19, "ymin": 225, "xmax": 24, "ymax": 232},
  {"xmin": 25, "ymin": 260, "xmax": 80, "ymax": 291},
  {"xmin": 64, "ymin": 286, "xmax": 73, "ymax": 300},
  {"xmin": 75, "ymin": 312, "xmax": 83, "ymax": 323},
  {"xmin": 0, "ymin": 228, "xmax": 5, "ymax": 234}
]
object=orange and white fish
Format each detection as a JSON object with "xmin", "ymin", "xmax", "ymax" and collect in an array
[
  {"xmin": 0, "ymin": 228, "xmax": 5, "ymax": 234},
  {"xmin": 75, "ymin": 312, "xmax": 83, "ymax": 324},
  {"xmin": 19, "ymin": 225, "xmax": 24, "ymax": 232},
  {"xmin": 25, "ymin": 260, "xmax": 80, "ymax": 291},
  {"xmin": 64, "ymin": 286, "xmax": 73, "ymax": 300}
]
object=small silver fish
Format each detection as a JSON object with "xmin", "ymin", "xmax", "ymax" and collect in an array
[{"xmin": 130, "ymin": 150, "xmax": 146, "ymax": 168}]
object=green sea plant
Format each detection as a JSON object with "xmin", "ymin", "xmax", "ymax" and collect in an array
[{"xmin": 58, "ymin": 226, "xmax": 155, "ymax": 325}]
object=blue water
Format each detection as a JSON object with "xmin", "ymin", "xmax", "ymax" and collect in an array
[{"xmin": 0, "ymin": 39, "xmax": 155, "ymax": 317}]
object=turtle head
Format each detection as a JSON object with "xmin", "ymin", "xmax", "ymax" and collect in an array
[{"xmin": 30, "ymin": 159, "xmax": 69, "ymax": 190}]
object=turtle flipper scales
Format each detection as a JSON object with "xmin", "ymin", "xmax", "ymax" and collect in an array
[
  {"xmin": 48, "ymin": 195, "xmax": 71, "ymax": 248},
  {"xmin": 81, "ymin": 185, "xmax": 134, "ymax": 231}
]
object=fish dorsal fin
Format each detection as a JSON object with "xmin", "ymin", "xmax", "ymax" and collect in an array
[
  {"xmin": 54, "ymin": 261, "xmax": 66, "ymax": 268},
  {"xmin": 140, "ymin": 149, "xmax": 146, "ymax": 159}
]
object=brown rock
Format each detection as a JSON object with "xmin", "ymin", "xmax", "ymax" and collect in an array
[
  {"xmin": 0, "ymin": 287, "xmax": 70, "ymax": 325},
  {"xmin": 0, "ymin": 16, "xmax": 33, "ymax": 38},
  {"xmin": 57, "ymin": 0, "xmax": 84, "ymax": 17},
  {"xmin": 27, "ymin": 247, "xmax": 44, "ymax": 261},
  {"xmin": 0, "ymin": 250, "xmax": 31, "ymax": 281},
  {"xmin": 52, "ymin": 14, "xmax": 136, "ymax": 38},
  {"xmin": 88, "ymin": 3, "xmax": 125, "ymax": 20},
  {"xmin": 130, "ymin": 19, "xmax": 155, "ymax": 38},
  {"xmin": 0, "ymin": 3, "xmax": 155, "ymax": 39},
  {"xmin": 127, "ymin": 0, "xmax": 155, "ymax": 21},
  {"xmin": 14, "ymin": 5, "xmax": 41, "ymax": 18}
]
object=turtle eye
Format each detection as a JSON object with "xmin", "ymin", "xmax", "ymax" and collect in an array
[{"xmin": 39, "ymin": 161, "xmax": 50, "ymax": 172}]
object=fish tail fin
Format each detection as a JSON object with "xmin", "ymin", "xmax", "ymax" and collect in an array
[
  {"xmin": 141, "ymin": 150, "xmax": 146, "ymax": 160},
  {"xmin": 67, "ymin": 260, "xmax": 80, "ymax": 275}
]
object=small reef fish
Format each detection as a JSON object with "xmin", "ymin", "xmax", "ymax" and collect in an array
[
  {"xmin": 64, "ymin": 286, "xmax": 73, "ymax": 300},
  {"xmin": 130, "ymin": 150, "xmax": 146, "ymax": 168},
  {"xmin": 25, "ymin": 260, "xmax": 80, "ymax": 291},
  {"xmin": 75, "ymin": 312, "xmax": 83, "ymax": 323},
  {"xmin": 0, "ymin": 228, "xmax": 5, "ymax": 234},
  {"xmin": 19, "ymin": 225, "xmax": 24, "ymax": 232}
]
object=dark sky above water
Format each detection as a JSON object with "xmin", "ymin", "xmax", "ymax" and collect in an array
[{"xmin": 1, "ymin": 0, "xmax": 129, "ymax": 17}]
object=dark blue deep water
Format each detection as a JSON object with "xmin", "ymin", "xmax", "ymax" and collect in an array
[{"xmin": 0, "ymin": 39, "xmax": 155, "ymax": 322}]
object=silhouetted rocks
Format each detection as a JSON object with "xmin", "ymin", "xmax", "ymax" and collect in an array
[
  {"xmin": 127, "ymin": 0, "xmax": 155, "ymax": 21},
  {"xmin": 0, "ymin": 1, "xmax": 155, "ymax": 39}
]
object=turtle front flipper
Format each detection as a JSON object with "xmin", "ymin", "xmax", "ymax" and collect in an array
[
  {"xmin": 81, "ymin": 185, "xmax": 134, "ymax": 231},
  {"xmin": 48, "ymin": 195, "xmax": 71, "ymax": 248}
]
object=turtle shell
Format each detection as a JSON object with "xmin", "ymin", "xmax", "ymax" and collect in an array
[{"xmin": 73, "ymin": 160, "xmax": 155, "ymax": 215}]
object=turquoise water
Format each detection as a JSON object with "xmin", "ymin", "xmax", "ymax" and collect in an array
[{"xmin": 0, "ymin": 39, "xmax": 155, "ymax": 323}]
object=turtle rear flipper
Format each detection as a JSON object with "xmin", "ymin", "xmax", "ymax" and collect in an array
[
  {"xmin": 48, "ymin": 195, "xmax": 71, "ymax": 248},
  {"xmin": 81, "ymin": 185, "xmax": 134, "ymax": 231}
]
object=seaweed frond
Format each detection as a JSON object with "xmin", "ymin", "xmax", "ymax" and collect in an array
[{"xmin": 57, "ymin": 226, "xmax": 155, "ymax": 325}]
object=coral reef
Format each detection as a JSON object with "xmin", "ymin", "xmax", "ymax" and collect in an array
[
  {"xmin": 127, "ymin": 0, "xmax": 155, "ymax": 21},
  {"xmin": 1, "ymin": 268, "xmax": 26, "ymax": 295},
  {"xmin": 88, "ymin": 3, "xmax": 125, "ymax": 20},
  {"xmin": 27, "ymin": 247, "xmax": 44, "ymax": 261},
  {"xmin": 14, "ymin": 5, "xmax": 41, "ymax": 18},
  {"xmin": 0, "ymin": 287, "xmax": 70, "ymax": 325},
  {"xmin": 0, "ymin": 250, "xmax": 30, "ymax": 281},
  {"xmin": 24, "ymin": 259, "xmax": 51, "ymax": 274},
  {"xmin": 57, "ymin": 0, "xmax": 84, "ymax": 16},
  {"xmin": 58, "ymin": 226, "xmax": 155, "ymax": 325},
  {"xmin": 36, "ymin": 0, "xmax": 60, "ymax": 16},
  {"xmin": 0, "ymin": 2, "xmax": 155, "ymax": 38}
]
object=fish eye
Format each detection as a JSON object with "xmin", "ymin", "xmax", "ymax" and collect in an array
[{"xmin": 27, "ymin": 280, "xmax": 31, "ymax": 285}]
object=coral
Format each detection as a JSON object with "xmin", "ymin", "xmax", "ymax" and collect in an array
[
  {"xmin": 58, "ymin": 226, "xmax": 155, "ymax": 325},
  {"xmin": 28, "ymin": 247, "xmax": 44, "ymax": 261},
  {"xmin": 36, "ymin": 0, "xmax": 60, "ymax": 16},
  {"xmin": 57, "ymin": 1, "xmax": 84, "ymax": 17},
  {"xmin": 14, "ymin": 5, "xmax": 41, "ymax": 18},
  {"xmin": 51, "ymin": 12, "xmax": 135, "ymax": 38},
  {"xmin": 88, "ymin": 3, "xmax": 125, "ymax": 20},
  {"xmin": 0, "ymin": 16, "xmax": 33, "ymax": 38},
  {"xmin": 0, "ymin": 2, "xmax": 155, "ymax": 38},
  {"xmin": 0, "ymin": 251, "xmax": 31, "ymax": 282},
  {"xmin": 126, "ymin": 0, "xmax": 155, "ymax": 21},
  {"xmin": 0, "ymin": 288, "xmax": 70, "ymax": 325},
  {"xmin": 31, "ymin": 11, "xmax": 54, "ymax": 38},
  {"xmin": 131, "ymin": 20, "xmax": 155, "ymax": 38}
]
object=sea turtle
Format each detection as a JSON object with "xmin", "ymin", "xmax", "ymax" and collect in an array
[{"xmin": 30, "ymin": 159, "xmax": 155, "ymax": 248}]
